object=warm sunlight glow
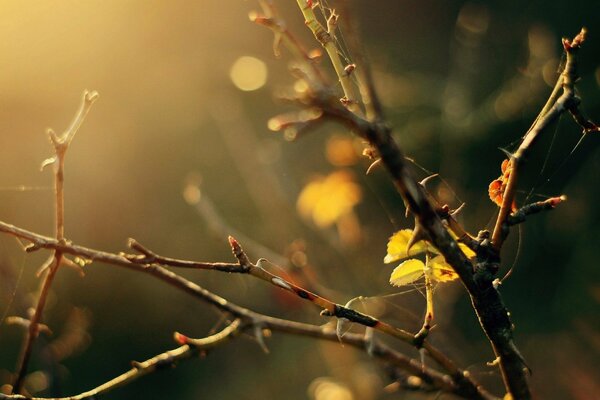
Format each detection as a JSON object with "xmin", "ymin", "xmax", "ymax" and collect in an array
[{"xmin": 229, "ymin": 56, "xmax": 268, "ymax": 91}]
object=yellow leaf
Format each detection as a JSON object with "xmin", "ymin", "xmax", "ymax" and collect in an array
[
  {"xmin": 389, "ymin": 259, "xmax": 425, "ymax": 286},
  {"xmin": 384, "ymin": 229, "xmax": 433, "ymax": 264},
  {"xmin": 297, "ymin": 170, "xmax": 361, "ymax": 228},
  {"xmin": 428, "ymin": 255, "xmax": 459, "ymax": 283}
]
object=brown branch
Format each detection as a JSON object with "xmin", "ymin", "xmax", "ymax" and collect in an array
[
  {"xmin": 0, "ymin": 315, "xmax": 495, "ymax": 400},
  {"xmin": 12, "ymin": 91, "xmax": 98, "ymax": 394},
  {"xmin": 1, "ymin": 319, "xmax": 242, "ymax": 400},
  {"xmin": 127, "ymin": 236, "xmax": 417, "ymax": 344},
  {"xmin": 491, "ymin": 28, "xmax": 594, "ymax": 249},
  {"xmin": 272, "ymin": 23, "xmax": 543, "ymax": 399},
  {"xmin": 506, "ymin": 196, "xmax": 567, "ymax": 226},
  {"xmin": 250, "ymin": 0, "xmax": 326, "ymax": 85},
  {"xmin": 127, "ymin": 235, "xmax": 473, "ymax": 378},
  {"xmin": 0, "ymin": 220, "xmax": 492, "ymax": 399},
  {"xmin": 322, "ymin": 74, "xmax": 531, "ymax": 400}
]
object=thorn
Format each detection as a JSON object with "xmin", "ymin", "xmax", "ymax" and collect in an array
[
  {"xmin": 365, "ymin": 159, "xmax": 381, "ymax": 174},
  {"xmin": 254, "ymin": 324, "xmax": 270, "ymax": 354},
  {"xmin": 498, "ymin": 147, "xmax": 514, "ymax": 159},
  {"xmin": 487, "ymin": 357, "xmax": 501, "ymax": 367},
  {"xmin": 450, "ymin": 203, "xmax": 467, "ymax": 217},
  {"xmin": 364, "ymin": 327, "xmax": 376, "ymax": 357},
  {"xmin": 40, "ymin": 156, "xmax": 57, "ymax": 172},
  {"xmin": 419, "ymin": 347, "xmax": 426, "ymax": 373},
  {"xmin": 407, "ymin": 221, "xmax": 428, "ymax": 253},
  {"xmin": 320, "ymin": 309, "xmax": 333, "ymax": 316},
  {"xmin": 336, "ymin": 317, "xmax": 350, "ymax": 343},
  {"xmin": 272, "ymin": 33, "xmax": 282, "ymax": 58},
  {"xmin": 419, "ymin": 174, "xmax": 438, "ymax": 187},
  {"xmin": 24, "ymin": 243, "xmax": 41, "ymax": 253}
]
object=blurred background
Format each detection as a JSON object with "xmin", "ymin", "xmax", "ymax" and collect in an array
[{"xmin": 0, "ymin": 1, "xmax": 598, "ymax": 399}]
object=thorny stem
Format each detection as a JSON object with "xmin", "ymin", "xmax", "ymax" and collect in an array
[
  {"xmin": 229, "ymin": 237, "xmax": 418, "ymax": 343},
  {"xmin": 0, "ymin": 221, "xmax": 493, "ymax": 399},
  {"xmin": 127, "ymin": 236, "xmax": 481, "ymax": 391},
  {"xmin": 314, "ymin": 60, "xmax": 533, "ymax": 400},
  {"xmin": 295, "ymin": 0, "xmax": 362, "ymax": 115},
  {"xmin": 12, "ymin": 91, "xmax": 98, "ymax": 394},
  {"xmin": 276, "ymin": 23, "xmax": 550, "ymax": 400},
  {"xmin": 491, "ymin": 28, "xmax": 595, "ymax": 249},
  {"xmin": 283, "ymin": 25, "xmax": 596, "ymax": 399}
]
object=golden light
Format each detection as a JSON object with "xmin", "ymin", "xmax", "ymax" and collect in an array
[{"xmin": 229, "ymin": 56, "xmax": 268, "ymax": 91}]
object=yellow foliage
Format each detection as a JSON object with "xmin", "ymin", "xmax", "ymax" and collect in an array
[
  {"xmin": 385, "ymin": 228, "xmax": 473, "ymax": 286},
  {"xmin": 428, "ymin": 255, "xmax": 459, "ymax": 282},
  {"xmin": 384, "ymin": 229, "xmax": 433, "ymax": 264},
  {"xmin": 297, "ymin": 170, "xmax": 362, "ymax": 228},
  {"xmin": 389, "ymin": 259, "xmax": 426, "ymax": 286}
]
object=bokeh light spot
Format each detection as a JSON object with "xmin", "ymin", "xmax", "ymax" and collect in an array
[{"xmin": 229, "ymin": 56, "xmax": 267, "ymax": 91}]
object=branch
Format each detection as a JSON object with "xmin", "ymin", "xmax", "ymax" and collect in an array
[
  {"xmin": 250, "ymin": 0, "xmax": 326, "ymax": 85},
  {"xmin": 126, "ymin": 235, "xmax": 491, "ymax": 397},
  {"xmin": 506, "ymin": 196, "xmax": 567, "ymax": 226},
  {"xmin": 277, "ymin": 18, "xmax": 546, "ymax": 400},
  {"xmin": 491, "ymin": 28, "xmax": 595, "ymax": 249},
  {"xmin": 12, "ymin": 91, "xmax": 98, "ymax": 394},
  {"xmin": 0, "ymin": 220, "xmax": 493, "ymax": 399},
  {"xmin": 295, "ymin": 0, "xmax": 361, "ymax": 115},
  {"xmin": 1, "ymin": 319, "xmax": 242, "ymax": 400}
]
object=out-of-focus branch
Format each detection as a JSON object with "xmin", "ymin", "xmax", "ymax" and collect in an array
[
  {"xmin": 0, "ymin": 220, "xmax": 492, "ymax": 399},
  {"xmin": 250, "ymin": 0, "xmax": 325, "ymax": 85},
  {"xmin": 12, "ymin": 91, "xmax": 99, "ymax": 395}
]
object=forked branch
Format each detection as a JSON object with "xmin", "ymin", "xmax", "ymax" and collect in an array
[
  {"xmin": 0, "ymin": 220, "xmax": 492, "ymax": 399},
  {"xmin": 12, "ymin": 91, "xmax": 99, "ymax": 395}
]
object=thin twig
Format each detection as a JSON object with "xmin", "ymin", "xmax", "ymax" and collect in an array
[
  {"xmin": 491, "ymin": 28, "xmax": 593, "ymax": 249},
  {"xmin": 12, "ymin": 91, "xmax": 98, "ymax": 394},
  {"xmin": 0, "ymin": 220, "xmax": 492, "ymax": 399},
  {"xmin": 1, "ymin": 320, "xmax": 242, "ymax": 400},
  {"xmin": 126, "ymin": 235, "xmax": 480, "ymax": 390}
]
